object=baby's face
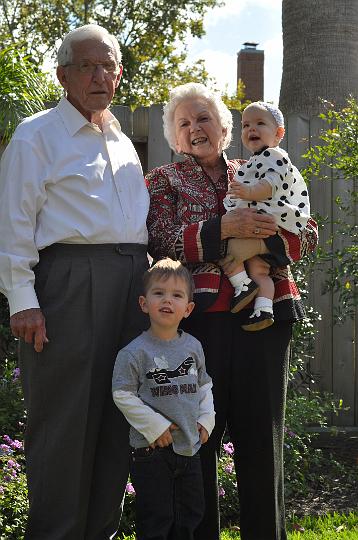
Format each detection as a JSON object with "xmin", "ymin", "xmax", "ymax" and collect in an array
[{"xmin": 241, "ymin": 107, "xmax": 283, "ymax": 153}]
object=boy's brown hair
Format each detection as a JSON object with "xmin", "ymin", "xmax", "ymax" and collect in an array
[{"xmin": 143, "ymin": 258, "xmax": 194, "ymax": 301}]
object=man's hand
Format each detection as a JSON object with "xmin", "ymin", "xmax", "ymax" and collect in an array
[
  {"xmin": 10, "ymin": 308, "xmax": 49, "ymax": 353},
  {"xmin": 150, "ymin": 423, "xmax": 179, "ymax": 448},
  {"xmin": 221, "ymin": 208, "xmax": 278, "ymax": 240},
  {"xmin": 197, "ymin": 423, "xmax": 209, "ymax": 444}
]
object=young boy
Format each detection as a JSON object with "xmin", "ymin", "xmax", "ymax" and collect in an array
[
  {"xmin": 112, "ymin": 258, "xmax": 215, "ymax": 540},
  {"xmin": 223, "ymin": 101, "xmax": 310, "ymax": 330}
]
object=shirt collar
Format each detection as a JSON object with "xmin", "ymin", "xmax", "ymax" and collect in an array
[
  {"xmin": 253, "ymin": 145, "xmax": 269, "ymax": 156},
  {"xmin": 55, "ymin": 97, "xmax": 121, "ymax": 136},
  {"xmin": 253, "ymin": 145, "xmax": 282, "ymax": 156}
]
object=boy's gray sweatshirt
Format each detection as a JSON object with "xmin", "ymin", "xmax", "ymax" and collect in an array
[{"xmin": 112, "ymin": 330, "xmax": 215, "ymax": 456}]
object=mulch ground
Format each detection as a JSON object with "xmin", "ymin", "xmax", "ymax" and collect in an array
[{"xmin": 286, "ymin": 433, "xmax": 358, "ymax": 517}]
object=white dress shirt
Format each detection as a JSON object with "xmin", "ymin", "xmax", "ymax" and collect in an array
[{"xmin": 0, "ymin": 97, "xmax": 149, "ymax": 316}]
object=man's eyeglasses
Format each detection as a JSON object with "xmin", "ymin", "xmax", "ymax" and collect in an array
[{"xmin": 63, "ymin": 60, "xmax": 121, "ymax": 75}]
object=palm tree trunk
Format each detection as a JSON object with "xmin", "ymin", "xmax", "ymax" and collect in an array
[{"xmin": 279, "ymin": 0, "xmax": 358, "ymax": 116}]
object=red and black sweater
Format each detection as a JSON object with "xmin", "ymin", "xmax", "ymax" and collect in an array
[{"xmin": 146, "ymin": 154, "xmax": 318, "ymax": 322}]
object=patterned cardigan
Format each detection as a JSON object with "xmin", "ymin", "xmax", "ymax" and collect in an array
[{"xmin": 145, "ymin": 153, "xmax": 318, "ymax": 322}]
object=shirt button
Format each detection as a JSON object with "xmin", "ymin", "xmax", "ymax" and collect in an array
[{"xmin": 115, "ymin": 246, "xmax": 122, "ymax": 253}]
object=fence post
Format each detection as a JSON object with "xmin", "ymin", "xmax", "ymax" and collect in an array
[
  {"xmin": 147, "ymin": 104, "xmax": 171, "ymax": 171},
  {"xmin": 308, "ymin": 116, "xmax": 335, "ymax": 416},
  {"xmin": 133, "ymin": 106, "xmax": 149, "ymax": 173},
  {"xmin": 226, "ymin": 109, "xmax": 241, "ymax": 160},
  {"xmin": 285, "ymin": 114, "xmax": 310, "ymax": 169},
  {"xmin": 111, "ymin": 105, "xmax": 133, "ymax": 137},
  {"xmin": 331, "ymin": 153, "xmax": 357, "ymax": 426}
]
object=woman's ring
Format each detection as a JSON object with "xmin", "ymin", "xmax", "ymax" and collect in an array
[{"xmin": 254, "ymin": 228, "xmax": 261, "ymax": 235}]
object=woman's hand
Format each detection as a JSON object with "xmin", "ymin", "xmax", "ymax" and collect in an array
[{"xmin": 221, "ymin": 208, "xmax": 277, "ymax": 240}]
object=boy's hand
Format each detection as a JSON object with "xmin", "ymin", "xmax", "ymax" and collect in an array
[
  {"xmin": 150, "ymin": 423, "xmax": 179, "ymax": 448},
  {"xmin": 197, "ymin": 423, "xmax": 209, "ymax": 444},
  {"xmin": 227, "ymin": 181, "xmax": 252, "ymax": 200}
]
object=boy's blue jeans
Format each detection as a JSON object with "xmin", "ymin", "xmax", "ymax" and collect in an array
[{"xmin": 130, "ymin": 445, "xmax": 205, "ymax": 540}]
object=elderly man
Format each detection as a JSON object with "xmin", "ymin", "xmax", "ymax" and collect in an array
[{"xmin": 0, "ymin": 25, "xmax": 149, "ymax": 539}]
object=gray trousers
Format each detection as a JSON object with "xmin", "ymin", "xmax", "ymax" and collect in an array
[{"xmin": 19, "ymin": 243, "xmax": 149, "ymax": 540}]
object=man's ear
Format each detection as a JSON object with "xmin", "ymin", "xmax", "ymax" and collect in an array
[
  {"xmin": 56, "ymin": 66, "xmax": 68, "ymax": 91},
  {"xmin": 139, "ymin": 295, "xmax": 148, "ymax": 314}
]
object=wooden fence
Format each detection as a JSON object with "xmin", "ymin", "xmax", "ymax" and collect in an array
[
  {"xmin": 282, "ymin": 114, "xmax": 357, "ymax": 430},
  {"xmin": 111, "ymin": 104, "xmax": 357, "ymax": 429}
]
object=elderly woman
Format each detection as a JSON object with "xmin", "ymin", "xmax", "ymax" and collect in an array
[{"xmin": 145, "ymin": 83, "xmax": 317, "ymax": 540}]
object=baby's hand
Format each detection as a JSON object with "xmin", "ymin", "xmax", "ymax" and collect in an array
[
  {"xmin": 197, "ymin": 423, "xmax": 209, "ymax": 444},
  {"xmin": 227, "ymin": 181, "xmax": 252, "ymax": 200},
  {"xmin": 151, "ymin": 423, "xmax": 178, "ymax": 448}
]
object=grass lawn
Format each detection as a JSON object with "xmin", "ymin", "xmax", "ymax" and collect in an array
[
  {"xmin": 221, "ymin": 513, "xmax": 358, "ymax": 539},
  {"xmin": 117, "ymin": 512, "xmax": 358, "ymax": 539}
]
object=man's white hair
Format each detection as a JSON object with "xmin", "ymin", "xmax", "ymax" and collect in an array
[
  {"xmin": 163, "ymin": 82, "xmax": 233, "ymax": 153},
  {"xmin": 57, "ymin": 24, "xmax": 122, "ymax": 66}
]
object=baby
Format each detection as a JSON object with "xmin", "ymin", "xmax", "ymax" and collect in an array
[{"xmin": 224, "ymin": 101, "xmax": 310, "ymax": 331}]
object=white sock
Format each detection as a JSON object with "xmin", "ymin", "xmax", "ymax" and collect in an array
[
  {"xmin": 229, "ymin": 271, "xmax": 252, "ymax": 297},
  {"xmin": 229, "ymin": 270, "xmax": 248, "ymax": 288},
  {"xmin": 254, "ymin": 297, "xmax": 273, "ymax": 314}
]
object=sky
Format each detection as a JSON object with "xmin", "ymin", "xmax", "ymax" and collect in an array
[{"xmin": 186, "ymin": 0, "xmax": 283, "ymax": 105}]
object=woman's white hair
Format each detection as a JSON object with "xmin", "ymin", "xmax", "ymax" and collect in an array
[
  {"xmin": 57, "ymin": 24, "xmax": 122, "ymax": 66},
  {"xmin": 163, "ymin": 82, "xmax": 233, "ymax": 152}
]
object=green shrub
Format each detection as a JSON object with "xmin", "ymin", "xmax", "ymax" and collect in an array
[
  {"xmin": 118, "ymin": 482, "xmax": 136, "ymax": 536},
  {"xmin": 0, "ymin": 435, "xmax": 28, "ymax": 539},
  {"xmin": 284, "ymin": 390, "xmax": 342, "ymax": 497},
  {"xmin": 285, "ymin": 250, "xmax": 344, "ymax": 496},
  {"xmin": 0, "ymin": 368, "xmax": 25, "ymax": 440},
  {"xmin": 0, "ymin": 296, "xmax": 25, "ymax": 440},
  {"xmin": 0, "ymin": 46, "xmax": 49, "ymax": 142},
  {"xmin": 217, "ymin": 442, "xmax": 239, "ymax": 527},
  {"xmin": 302, "ymin": 96, "xmax": 358, "ymax": 323}
]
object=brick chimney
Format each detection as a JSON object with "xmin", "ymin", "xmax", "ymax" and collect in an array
[{"xmin": 237, "ymin": 42, "xmax": 264, "ymax": 102}]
